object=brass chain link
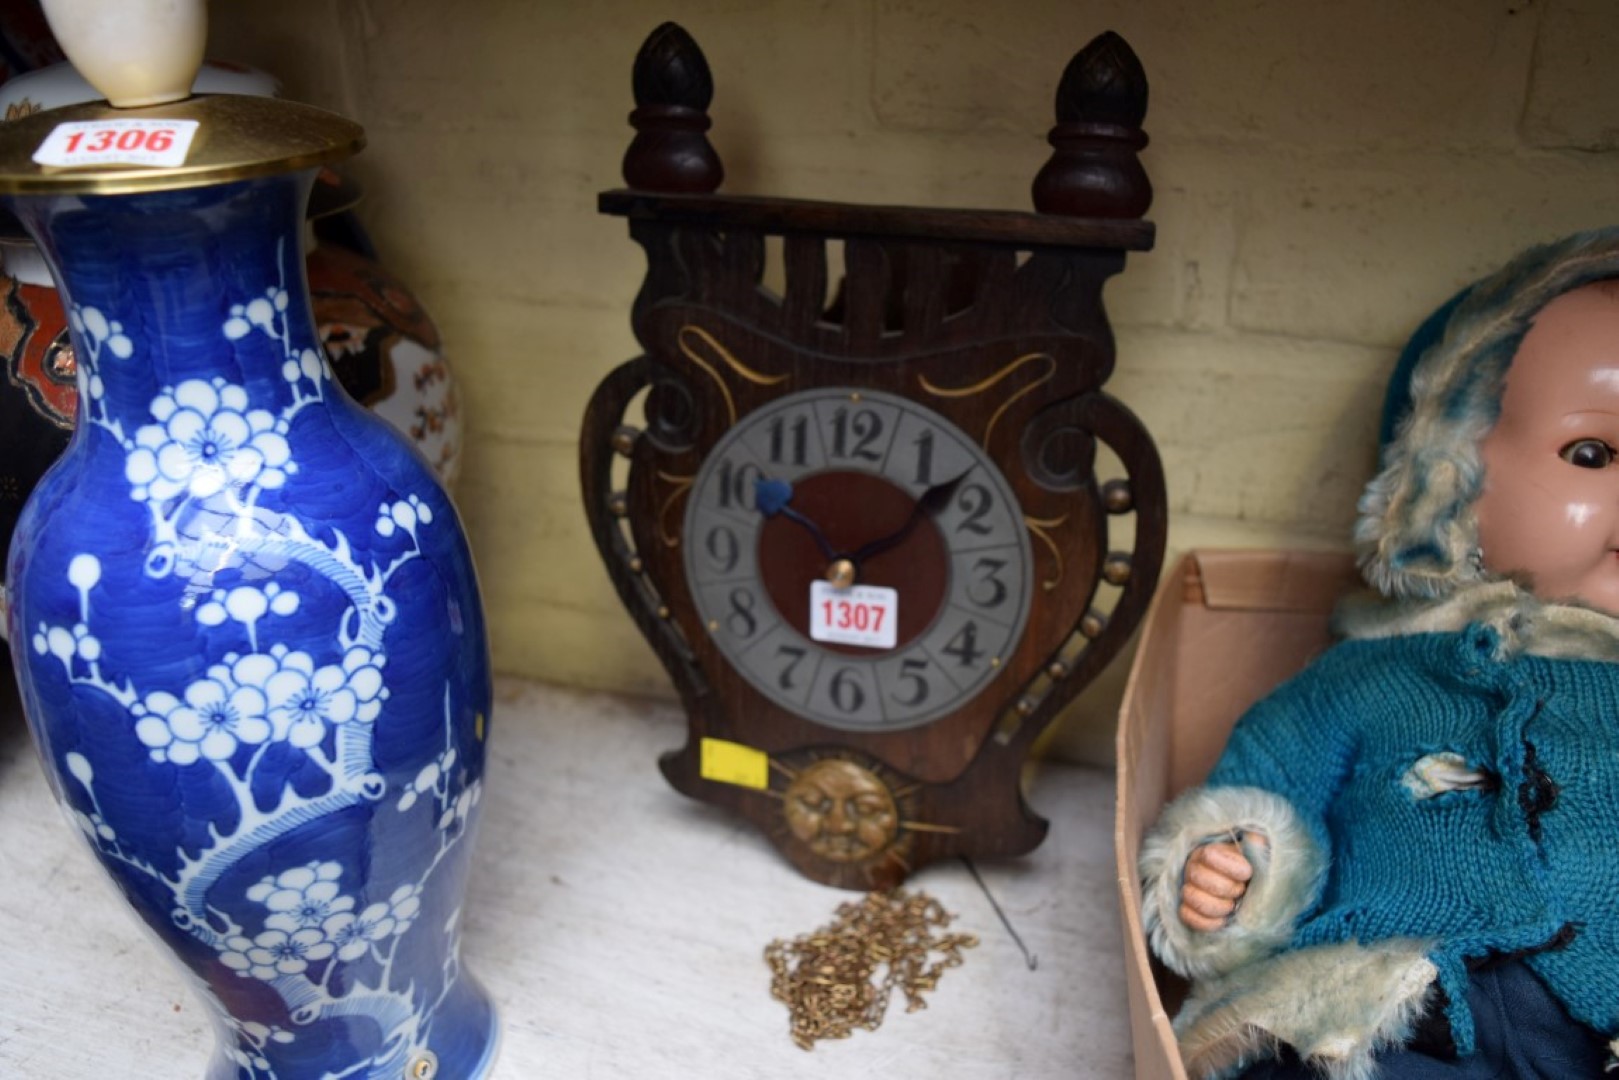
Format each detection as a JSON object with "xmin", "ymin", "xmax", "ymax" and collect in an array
[{"xmin": 764, "ymin": 889, "xmax": 979, "ymax": 1050}]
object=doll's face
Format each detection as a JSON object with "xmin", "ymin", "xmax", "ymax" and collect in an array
[{"xmin": 1476, "ymin": 281, "xmax": 1619, "ymax": 614}]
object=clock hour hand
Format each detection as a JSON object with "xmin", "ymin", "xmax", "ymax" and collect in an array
[
  {"xmin": 848, "ymin": 472, "xmax": 971, "ymax": 564},
  {"xmin": 754, "ymin": 476, "xmax": 839, "ymax": 562}
]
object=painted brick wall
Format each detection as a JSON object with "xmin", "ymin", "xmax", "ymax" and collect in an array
[{"xmin": 207, "ymin": 0, "xmax": 1619, "ymax": 764}]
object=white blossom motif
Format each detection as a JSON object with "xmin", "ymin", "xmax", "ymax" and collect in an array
[
  {"xmin": 223, "ymin": 280, "xmax": 328, "ymax": 392},
  {"xmin": 284, "ymin": 346, "xmax": 325, "ymax": 388},
  {"xmin": 225, "ymin": 1022, "xmax": 295, "ymax": 1074},
  {"xmin": 33, "ymin": 621, "xmax": 101, "ymax": 666},
  {"xmin": 70, "ymin": 806, "xmax": 116, "ymax": 843},
  {"xmin": 322, "ymin": 883, "xmax": 423, "ymax": 963},
  {"xmin": 397, "ymin": 747, "xmax": 458, "ymax": 812},
  {"xmin": 68, "ymin": 304, "xmax": 132, "ymax": 361},
  {"xmin": 124, "ymin": 379, "xmax": 292, "ymax": 502},
  {"xmin": 195, "ymin": 582, "xmax": 300, "ymax": 631},
  {"xmin": 384, "ymin": 882, "xmax": 423, "ymax": 937},
  {"xmin": 215, "ymin": 865, "xmax": 426, "ymax": 975},
  {"xmin": 264, "ymin": 645, "xmax": 386, "ymax": 748},
  {"xmin": 249, "ymin": 861, "xmax": 354, "ymax": 934},
  {"xmin": 221, "ymin": 927, "xmax": 336, "ymax": 981},
  {"xmin": 63, "ymin": 753, "xmax": 117, "ymax": 843},
  {"xmin": 324, "ymin": 901, "xmax": 396, "ymax": 962},
  {"xmin": 30, "ymin": 238, "xmax": 483, "ymax": 1079},
  {"xmin": 63, "ymin": 306, "xmax": 124, "ymax": 433},
  {"xmin": 375, "ymin": 493, "xmax": 434, "ymax": 539},
  {"xmin": 132, "ymin": 672, "xmax": 272, "ymax": 765},
  {"xmin": 438, "ymin": 781, "xmax": 482, "ymax": 834},
  {"xmin": 223, "ymin": 285, "xmax": 289, "ymax": 342}
]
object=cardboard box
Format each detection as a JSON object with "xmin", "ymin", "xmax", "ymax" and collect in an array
[{"xmin": 1113, "ymin": 550, "xmax": 1361, "ymax": 1079}]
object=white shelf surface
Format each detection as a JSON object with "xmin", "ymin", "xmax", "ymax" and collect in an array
[{"xmin": 0, "ymin": 677, "xmax": 1134, "ymax": 1078}]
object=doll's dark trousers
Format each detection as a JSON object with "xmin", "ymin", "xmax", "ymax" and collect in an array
[{"xmin": 1235, "ymin": 958, "xmax": 1609, "ymax": 1079}]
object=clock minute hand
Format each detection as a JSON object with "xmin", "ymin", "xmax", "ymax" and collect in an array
[
  {"xmin": 849, "ymin": 472, "xmax": 970, "ymax": 564},
  {"xmin": 754, "ymin": 476, "xmax": 839, "ymax": 562}
]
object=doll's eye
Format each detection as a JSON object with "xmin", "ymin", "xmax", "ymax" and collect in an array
[{"xmin": 1559, "ymin": 439, "xmax": 1616, "ymax": 469}]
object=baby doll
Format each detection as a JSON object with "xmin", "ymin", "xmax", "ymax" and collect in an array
[{"xmin": 1139, "ymin": 228, "xmax": 1619, "ymax": 1080}]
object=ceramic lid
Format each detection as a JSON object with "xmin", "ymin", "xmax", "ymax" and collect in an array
[{"xmin": 0, "ymin": 93, "xmax": 364, "ymax": 195}]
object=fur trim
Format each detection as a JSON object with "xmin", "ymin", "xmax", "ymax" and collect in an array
[
  {"xmin": 1140, "ymin": 786, "xmax": 1327, "ymax": 981},
  {"xmin": 1333, "ymin": 579, "xmax": 1619, "ymax": 662},
  {"xmin": 1175, "ymin": 939, "xmax": 1438, "ymax": 1080},
  {"xmin": 1357, "ymin": 228, "xmax": 1619, "ymax": 599}
]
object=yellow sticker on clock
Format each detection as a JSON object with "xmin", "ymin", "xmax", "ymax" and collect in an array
[{"xmin": 701, "ymin": 737, "xmax": 769, "ymax": 790}]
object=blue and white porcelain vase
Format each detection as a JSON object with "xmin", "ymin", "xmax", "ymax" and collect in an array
[{"xmin": 3, "ymin": 143, "xmax": 498, "ymax": 1075}]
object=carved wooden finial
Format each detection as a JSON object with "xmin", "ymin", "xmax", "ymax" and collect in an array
[
  {"xmin": 622, "ymin": 22, "xmax": 724, "ymax": 193},
  {"xmin": 1031, "ymin": 30, "xmax": 1152, "ymax": 219}
]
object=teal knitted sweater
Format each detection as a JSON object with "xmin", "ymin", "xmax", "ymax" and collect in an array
[{"xmin": 1208, "ymin": 614, "xmax": 1619, "ymax": 1052}]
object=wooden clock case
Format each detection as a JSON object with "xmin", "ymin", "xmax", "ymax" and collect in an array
[{"xmin": 582, "ymin": 22, "xmax": 1165, "ymax": 889}]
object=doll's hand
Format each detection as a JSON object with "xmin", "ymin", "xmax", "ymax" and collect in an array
[{"xmin": 1179, "ymin": 834, "xmax": 1268, "ymax": 932}]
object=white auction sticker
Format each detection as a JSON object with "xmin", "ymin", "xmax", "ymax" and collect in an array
[
  {"xmin": 33, "ymin": 119, "xmax": 200, "ymax": 169},
  {"xmin": 809, "ymin": 581, "xmax": 898, "ymax": 649}
]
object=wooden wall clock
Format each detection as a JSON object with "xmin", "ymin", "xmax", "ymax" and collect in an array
[{"xmin": 583, "ymin": 22, "xmax": 1165, "ymax": 890}]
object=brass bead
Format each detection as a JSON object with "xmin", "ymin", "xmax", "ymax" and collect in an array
[
  {"xmin": 628, "ymin": 556, "xmax": 644, "ymax": 574},
  {"xmin": 1016, "ymin": 697, "xmax": 1036, "ymax": 716},
  {"xmin": 657, "ymin": 605, "xmax": 671, "ymax": 619},
  {"xmin": 1081, "ymin": 610, "xmax": 1107, "ymax": 638},
  {"xmin": 1046, "ymin": 660, "xmax": 1069, "ymax": 679},
  {"xmin": 1102, "ymin": 479, "xmax": 1133, "ymax": 514},
  {"xmin": 608, "ymin": 492, "xmax": 629, "ymax": 517},
  {"xmin": 826, "ymin": 558, "xmax": 857, "ymax": 590},
  {"xmin": 1102, "ymin": 554, "xmax": 1132, "ymax": 585},
  {"xmin": 610, "ymin": 425, "xmax": 641, "ymax": 456}
]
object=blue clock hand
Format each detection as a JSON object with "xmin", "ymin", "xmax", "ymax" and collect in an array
[{"xmin": 755, "ymin": 476, "xmax": 839, "ymax": 562}]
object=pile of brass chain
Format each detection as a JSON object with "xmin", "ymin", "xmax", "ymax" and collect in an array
[{"xmin": 764, "ymin": 889, "xmax": 978, "ymax": 1050}]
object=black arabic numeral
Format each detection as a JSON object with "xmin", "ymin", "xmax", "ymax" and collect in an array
[
  {"xmin": 727, "ymin": 587, "xmax": 758, "ymax": 638},
  {"xmin": 894, "ymin": 657, "xmax": 929, "ymax": 707},
  {"xmin": 956, "ymin": 483, "xmax": 994, "ymax": 535},
  {"xmin": 768, "ymin": 414, "xmax": 808, "ymax": 466},
  {"xmin": 831, "ymin": 407, "xmax": 883, "ymax": 461},
  {"xmin": 705, "ymin": 525, "xmax": 739, "ymax": 574},
  {"xmin": 967, "ymin": 557, "xmax": 1008, "ymax": 608},
  {"xmin": 715, "ymin": 459, "xmax": 761, "ymax": 511},
  {"xmin": 829, "ymin": 668, "xmax": 866, "ymax": 713},
  {"xmin": 850, "ymin": 409, "xmax": 883, "ymax": 460},
  {"xmin": 913, "ymin": 428, "xmax": 934, "ymax": 485},
  {"xmin": 941, "ymin": 620, "xmax": 984, "ymax": 668},
  {"xmin": 776, "ymin": 644, "xmax": 807, "ymax": 691}
]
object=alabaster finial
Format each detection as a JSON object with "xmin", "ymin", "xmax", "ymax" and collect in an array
[{"xmin": 40, "ymin": 0, "xmax": 206, "ymax": 108}]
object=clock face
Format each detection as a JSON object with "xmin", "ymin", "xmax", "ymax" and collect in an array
[{"xmin": 683, "ymin": 388, "xmax": 1034, "ymax": 731}]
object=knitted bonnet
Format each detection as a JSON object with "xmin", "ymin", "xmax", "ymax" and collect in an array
[{"xmin": 1357, "ymin": 227, "xmax": 1619, "ymax": 599}]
